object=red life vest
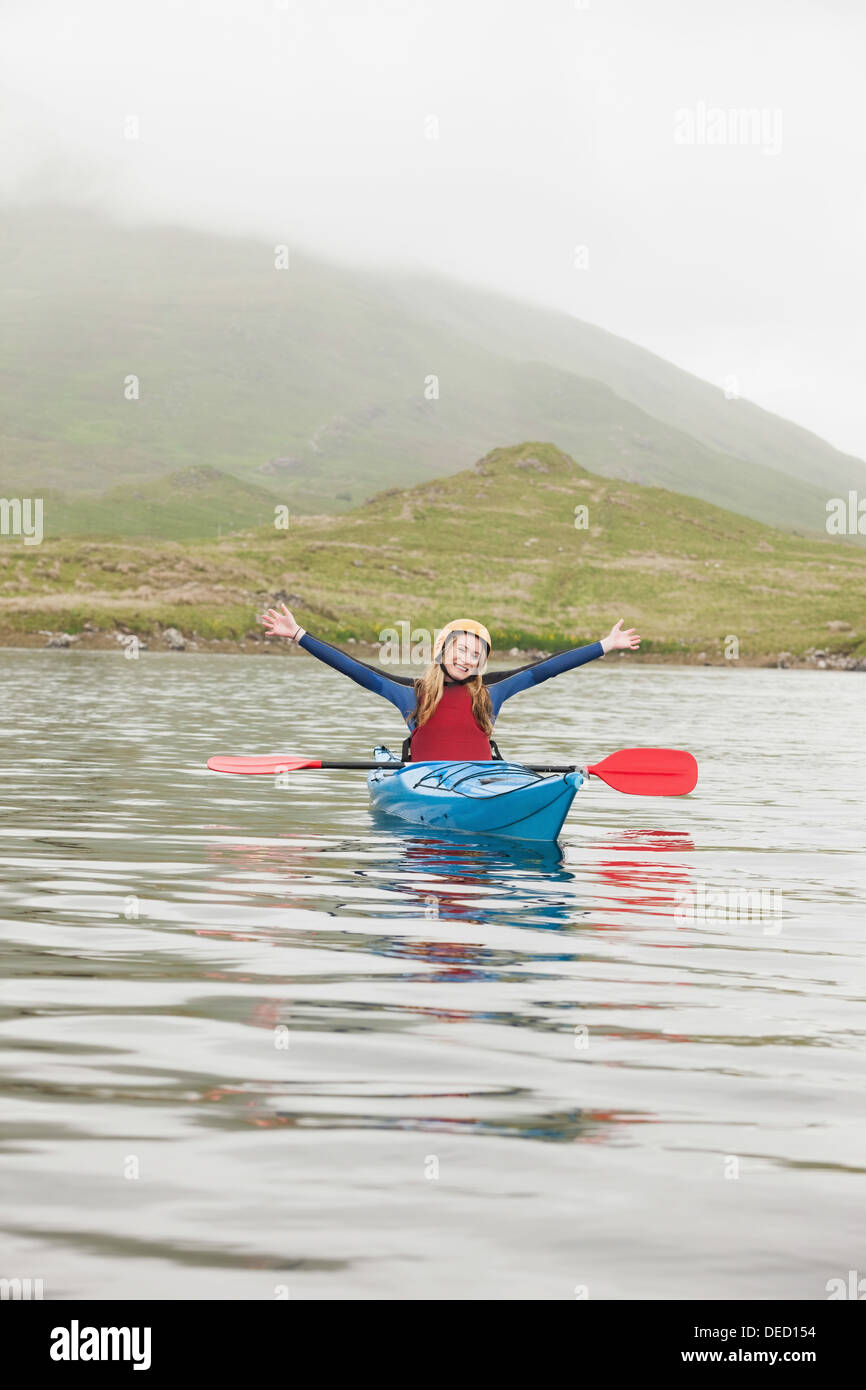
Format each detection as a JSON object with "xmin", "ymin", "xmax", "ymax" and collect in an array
[{"xmin": 410, "ymin": 684, "xmax": 492, "ymax": 761}]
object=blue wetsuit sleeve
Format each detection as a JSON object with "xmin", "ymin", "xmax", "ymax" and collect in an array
[
  {"xmin": 487, "ymin": 642, "xmax": 605, "ymax": 717},
  {"xmin": 297, "ymin": 632, "xmax": 416, "ymax": 720}
]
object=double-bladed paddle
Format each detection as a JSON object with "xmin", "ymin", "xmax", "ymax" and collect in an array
[{"xmin": 206, "ymin": 747, "xmax": 698, "ymax": 796}]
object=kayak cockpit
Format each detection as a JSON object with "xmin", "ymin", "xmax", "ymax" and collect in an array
[{"xmin": 368, "ymin": 747, "xmax": 584, "ymax": 842}]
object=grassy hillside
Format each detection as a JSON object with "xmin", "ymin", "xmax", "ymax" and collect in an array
[
  {"xmin": 385, "ymin": 267, "xmax": 866, "ymax": 501},
  {"xmin": 2, "ymin": 443, "xmax": 864, "ymax": 667},
  {"xmin": 0, "ymin": 204, "xmax": 862, "ymax": 537},
  {"xmin": 37, "ymin": 466, "xmax": 281, "ymax": 540}
]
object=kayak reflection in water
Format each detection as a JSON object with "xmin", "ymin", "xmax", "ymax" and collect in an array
[{"xmin": 259, "ymin": 606, "xmax": 640, "ymax": 761}]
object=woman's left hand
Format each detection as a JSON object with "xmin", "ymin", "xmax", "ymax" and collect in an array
[{"xmin": 601, "ymin": 619, "xmax": 641, "ymax": 653}]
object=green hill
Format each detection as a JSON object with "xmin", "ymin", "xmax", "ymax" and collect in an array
[
  {"xmin": 2, "ymin": 442, "xmax": 864, "ymax": 666},
  {"xmin": 384, "ymin": 267, "xmax": 866, "ymax": 503},
  {"xmin": 1, "ymin": 203, "xmax": 863, "ymax": 537},
  {"xmin": 37, "ymin": 466, "xmax": 282, "ymax": 540}
]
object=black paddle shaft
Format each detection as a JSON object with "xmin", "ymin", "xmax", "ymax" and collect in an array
[{"xmin": 319, "ymin": 761, "xmax": 579, "ymax": 773}]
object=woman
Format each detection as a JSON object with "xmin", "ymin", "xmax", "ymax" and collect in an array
[{"xmin": 260, "ymin": 606, "xmax": 639, "ymax": 761}]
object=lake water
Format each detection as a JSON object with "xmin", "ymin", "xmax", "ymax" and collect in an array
[{"xmin": 1, "ymin": 648, "xmax": 864, "ymax": 1300}]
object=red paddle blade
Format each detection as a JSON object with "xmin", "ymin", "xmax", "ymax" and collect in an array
[
  {"xmin": 586, "ymin": 748, "xmax": 698, "ymax": 796},
  {"xmin": 207, "ymin": 755, "xmax": 322, "ymax": 775}
]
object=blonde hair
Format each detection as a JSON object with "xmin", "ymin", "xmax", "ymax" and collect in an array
[{"xmin": 412, "ymin": 663, "xmax": 494, "ymax": 734}]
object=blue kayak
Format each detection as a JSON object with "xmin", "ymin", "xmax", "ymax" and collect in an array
[{"xmin": 367, "ymin": 749, "xmax": 584, "ymax": 842}]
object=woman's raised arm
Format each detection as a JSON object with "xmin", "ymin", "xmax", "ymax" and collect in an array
[
  {"xmin": 260, "ymin": 605, "xmax": 416, "ymax": 719},
  {"xmin": 486, "ymin": 620, "xmax": 640, "ymax": 714}
]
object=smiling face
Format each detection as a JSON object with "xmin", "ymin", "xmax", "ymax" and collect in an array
[{"xmin": 443, "ymin": 631, "xmax": 486, "ymax": 679}]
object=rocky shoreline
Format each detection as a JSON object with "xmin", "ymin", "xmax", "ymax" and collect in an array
[{"xmin": 2, "ymin": 626, "xmax": 863, "ymax": 671}]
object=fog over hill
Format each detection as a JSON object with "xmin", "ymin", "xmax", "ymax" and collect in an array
[{"xmin": 1, "ymin": 206, "xmax": 863, "ymax": 541}]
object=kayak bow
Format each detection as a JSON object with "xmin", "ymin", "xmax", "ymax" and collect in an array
[{"xmin": 367, "ymin": 749, "xmax": 584, "ymax": 842}]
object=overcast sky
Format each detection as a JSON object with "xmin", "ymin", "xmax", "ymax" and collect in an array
[{"xmin": 2, "ymin": 0, "xmax": 863, "ymax": 459}]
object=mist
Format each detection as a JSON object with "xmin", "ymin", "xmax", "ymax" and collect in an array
[{"xmin": 2, "ymin": 0, "xmax": 863, "ymax": 458}]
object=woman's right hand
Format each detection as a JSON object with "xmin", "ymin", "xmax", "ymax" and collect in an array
[{"xmin": 260, "ymin": 602, "xmax": 300, "ymax": 639}]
